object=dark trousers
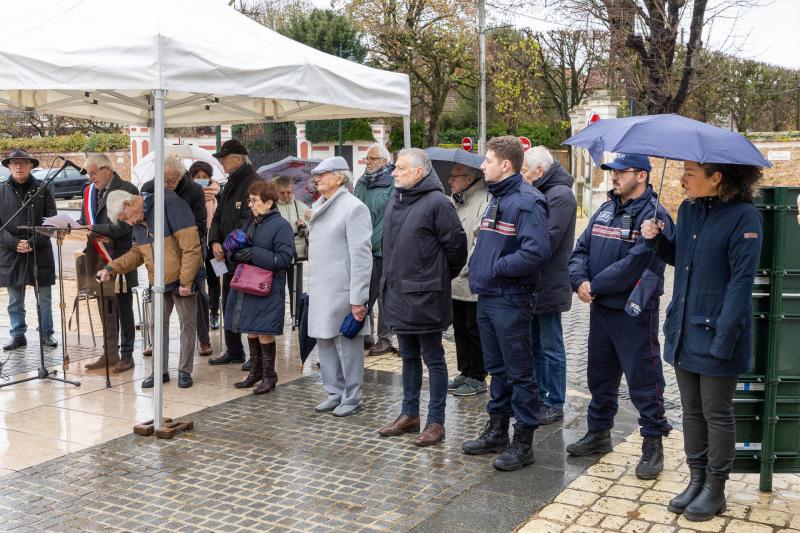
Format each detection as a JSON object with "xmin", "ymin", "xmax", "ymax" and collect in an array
[
  {"xmin": 477, "ymin": 292, "xmax": 539, "ymax": 428},
  {"xmin": 452, "ymin": 299, "xmax": 486, "ymax": 381},
  {"xmin": 205, "ymin": 256, "xmax": 220, "ymax": 316},
  {"xmin": 675, "ymin": 365, "xmax": 738, "ymax": 480},
  {"xmin": 587, "ymin": 304, "xmax": 671, "ymax": 437},
  {"xmin": 116, "ymin": 291, "xmax": 135, "ymax": 357},
  {"xmin": 196, "ymin": 282, "xmax": 210, "ymax": 344},
  {"xmin": 397, "ymin": 332, "xmax": 447, "ymax": 425},
  {"xmin": 222, "ymin": 273, "xmax": 243, "ymax": 356}
]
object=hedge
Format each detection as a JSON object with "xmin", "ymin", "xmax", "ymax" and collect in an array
[
  {"xmin": 0, "ymin": 133, "xmax": 130, "ymax": 153},
  {"xmin": 305, "ymin": 118, "xmax": 375, "ymax": 143}
]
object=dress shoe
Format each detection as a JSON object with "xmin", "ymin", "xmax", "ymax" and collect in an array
[
  {"xmin": 143, "ymin": 347, "xmax": 152, "ymax": 357},
  {"xmin": 684, "ymin": 477, "xmax": 727, "ymax": 522},
  {"xmin": 463, "ymin": 415, "xmax": 510, "ymax": 455},
  {"xmin": 209, "ymin": 313, "xmax": 220, "ymax": 330},
  {"xmin": 178, "ymin": 371, "xmax": 193, "ymax": 388},
  {"xmin": 41, "ymin": 334, "xmax": 58, "ymax": 348},
  {"xmin": 111, "ymin": 357, "xmax": 135, "ymax": 373},
  {"xmin": 209, "ymin": 351, "xmax": 245, "ymax": 365},
  {"xmin": 315, "ymin": 397, "xmax": 341, "ymax": 412},
  {"xmin": 2, "ymin": 336, "xmax": 26, "ymax": 350},
  {"xmin": 198, "ymin": 343, "xmax": 213, "ymax": 356},
  {"xmin": 669, "ymin": 468, "xmax": 706, "ymax": 514},
  {"xmin": 378, "ymin": 415, "xmax": 420, "ymax": 437},
  {"xmin": 635, "ymin": 436, "xmax": 664, "ymax": 480},
  {"xmin": 566, "ymin": 430, "xmax": 613, "ymax": 456},
  {"xmin": 241, "ymin": 359, "xmax": 252, "ymax": 371},
  {"xmin": 414, "ymin": 423, "xmax": 445, "ymax": 446},
  {"xmin": 141, "ymin": 373, "xmax": 170, "ymax": 388},
  {"xmin": 367, "ymin": 339, "xmax": 395, "ymax": 356},
  {"xmin": 85, "ymin": 352, "xmax": 120, "ymax": 370},
  {"xmin": 493, "ymin": 424, "xmax": 536, "ymax": 471},
  {"xmin": 333, "ymin": 402, "xmax": 364, "ymax": 417}
]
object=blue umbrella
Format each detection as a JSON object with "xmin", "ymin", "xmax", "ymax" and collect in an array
[
  {"xmin": 563, "ymin": 115, "xmax": 653, "ymax": 165},
  {"xmin": 425, "ymin": 147, "xmax": 485, "ymax": 194},
  {"xmin": 611, "ymin": 114, "xmax": 771, "ymax": 167}
]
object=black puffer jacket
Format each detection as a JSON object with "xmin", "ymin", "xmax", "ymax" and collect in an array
[
  {"xmin": 532, "ymin": 162, "xmax": 577, "ymax": 314},
  {"xmin": 209, "ymin": 163, "xmax": 260, "ymax": 256},
  {"xmin": 0, "ymin": 176, "xmax": 57, "ymax": 287},
  {"xmin": 381, "ymin": 169, "xmax": 468, "ymax": 334}
]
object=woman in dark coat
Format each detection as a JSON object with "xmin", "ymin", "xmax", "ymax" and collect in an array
[
  {"xmin": 642, "ymin": 161, "xmax": 762, "ymax": 522},
  {"xmin": 226, "ymin": 180, "xmax": 295, "ymax": 394}
]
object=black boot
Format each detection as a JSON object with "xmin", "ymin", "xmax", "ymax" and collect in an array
[
  {"xmin": 253, "ymin": 342, "xmax": 277, "ymax": 395},
  {"xmin": 235, "ymin": 338, "xmax": 263, "ymax": 389},
  {"xmin": 668, "ymin": 468, "xmax": 706, "ymax": 514},
  {"xmin": 566, "ymin": 429, "xmax": 613, "ymax": 456},
  {"xmin": 684, "ymin": 476, "xmax": 727, "ymax": 522},
  {"xmin": 493, "ymin": 424, "xmax": 536, "ymax": 471},
  {"xmin": 462, "ymin": 415, "xmax": 510, "ymax": 455},
  {"xmin": 635, "ymin": 436, "xmax": 664, "ymax": 480}
]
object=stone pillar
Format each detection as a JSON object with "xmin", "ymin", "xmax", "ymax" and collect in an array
[{"xmin": 295, "ymin": 121, "xmax": 309, "ymax": 159}]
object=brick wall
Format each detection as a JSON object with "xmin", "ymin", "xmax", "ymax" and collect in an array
[{"xmin": 26, "ymin": 151, "xmax": 132, "ymax": 181}]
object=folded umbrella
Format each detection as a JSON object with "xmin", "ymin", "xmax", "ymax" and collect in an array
[
  {"xmin": 425, "ymin": 147, "xmax": 485, "ymax": 195},
  {"xmin": 297, "ymin": 292, "xmax": 316, "ymax": 368}
]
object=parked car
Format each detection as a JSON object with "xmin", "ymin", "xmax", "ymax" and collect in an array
[{"xmin": 32, "ymin": 167, "xmax": 89, "ymax": 199}]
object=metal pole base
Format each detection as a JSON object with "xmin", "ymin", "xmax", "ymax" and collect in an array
[{"xmin": 0, "ymin": 367, "xmax": 81, "ymax": 389}]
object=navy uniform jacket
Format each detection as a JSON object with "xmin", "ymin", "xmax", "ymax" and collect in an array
[
  {"xmin": 649, "ymin": 197, "xmax": 762, "ymax": 376},
  {"xmin": 569, "ymin": 186, "xmax": 673, "ymax": 310},
  {"xmin": 468, "ymin": 173, "xmax": 551, "ymax": 296}
]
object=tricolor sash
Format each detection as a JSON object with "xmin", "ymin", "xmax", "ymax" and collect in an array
[{"xmin": 83, "ymin": 183, "xmax": 112, "ymax": 264}]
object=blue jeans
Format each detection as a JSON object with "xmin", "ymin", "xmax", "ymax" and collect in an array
[
  {"xmin": 532, "ymin": 312, "xmax": 567, "ymax": 409},
  {"xmin": 398, "ymin": 332, "xmax": 447, "ymax": 425},
  {"xmin": 7, "ymin": 284, "xmax": 54, "ymax": 338},
  {"xmin": 477, "ymin": 292, "xmax": 539, "ymax": 428}
]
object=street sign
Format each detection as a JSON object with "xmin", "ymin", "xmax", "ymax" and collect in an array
[
  {"xmin": 518, "ymin": 136, "xmax": 532, "ymax": 151},
  {"xmin": 587, "ymin": 112, "xmax": 600, "ymax": 125},
  {"xmin": 462, "ymin": 137, "xmax": 474, "ymax": 152}
]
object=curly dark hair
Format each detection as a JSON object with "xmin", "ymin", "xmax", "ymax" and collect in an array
[{"xmin": 701, "ymin": 163, "xmax": 762, "ymax": 203}]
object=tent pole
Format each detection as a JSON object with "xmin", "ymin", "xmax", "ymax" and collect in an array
[
  {"xmin": 152, "ymin": 89, "xmax": 167, "ymax": 431},
  {"xmin": 402, "ymin": 116, "xmax": 411, "ymax": 149}
]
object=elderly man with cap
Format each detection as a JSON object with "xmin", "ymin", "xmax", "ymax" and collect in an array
[
  {"xmin": 567, "ymin": 153, "xmax": 674, "ymax": 480},
  {"xmin": 0, "ymin": 148, "xmax": 58, "ymax": 350},
  {"xmin": 306, "ymin": 156, "xmax": 373, "ymax": 417},
  {"xmin": 207, "ymin": 140, "xmax": 261, "ymax": 367}
]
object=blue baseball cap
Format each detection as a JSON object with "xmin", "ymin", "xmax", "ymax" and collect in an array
[{"xmin": 601, "ymin": 153, "xmax": 651, "ymax": 173}]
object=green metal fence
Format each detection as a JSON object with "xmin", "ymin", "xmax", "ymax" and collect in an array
[{"xmin": 733, "ymin": 186, "xmax": 800, "ymax": 491}]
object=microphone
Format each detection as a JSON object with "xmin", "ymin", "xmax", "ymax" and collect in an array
[{"xmin": 56, "ymin": 156, "xmax": 88, "ymax": 175}]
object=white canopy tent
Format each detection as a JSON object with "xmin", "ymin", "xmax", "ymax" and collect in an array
[{"xmin": 0, "ymin": 0, "xmax": 411, "ymax": 429}]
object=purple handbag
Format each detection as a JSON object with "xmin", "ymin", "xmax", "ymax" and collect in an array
[{"xmin": 230, "ymin": 263, "xmax": 273, "ymax": 296}]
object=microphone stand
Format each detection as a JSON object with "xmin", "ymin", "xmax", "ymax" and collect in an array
[{"xmin": 0, "ymin": 161, "xmax": 80, "ymax": 388}]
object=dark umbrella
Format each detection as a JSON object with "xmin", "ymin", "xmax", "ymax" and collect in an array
[
  {"xmin": 257, "ymin": 156, "xmax": 321, "ymax": 206},
  {"xmin": 562, "ymin": 115, "xmax": 653, "ymax": 165},
  {"xmin": 297, "ymin": 292, "xmax": 316, "ymax": 370},
  {"xmin": 425, "ymin": 147, "xmax": 485, "ymax": 194}
]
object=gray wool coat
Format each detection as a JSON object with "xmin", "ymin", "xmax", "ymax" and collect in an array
[{"xmin": 307, "ymin": 186, "xmax": 373, "ymax": 340}]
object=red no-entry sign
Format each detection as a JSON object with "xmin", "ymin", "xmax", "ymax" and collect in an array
[
  {"xmin": 518, "ymin": 136, "xmax": 532, "ymax": 151},
  {"xmin": 462, "ymin": 137, "xmax": 474, "ymax": 152}
]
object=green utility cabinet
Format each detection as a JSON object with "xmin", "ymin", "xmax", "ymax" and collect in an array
[{"xmin": 733, "ymin": 186, "xmax": 800, "ymax": 491}]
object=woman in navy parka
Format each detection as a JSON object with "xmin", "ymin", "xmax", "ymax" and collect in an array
[{"xmin": 642, "ymin": 161, "xmax": 762, "ymax": 522}]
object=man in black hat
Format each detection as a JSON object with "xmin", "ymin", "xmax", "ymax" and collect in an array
[
  {"xmin": 207, "ymin": 139, "xmax": 260, "ymax": 367},
  {"xmin": 0, "ymin": 148, "xmax": 58, "ymax": 350}
]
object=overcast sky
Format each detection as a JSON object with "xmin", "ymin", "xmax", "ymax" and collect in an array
[{"xmin": 310, "ymin": 0, "xmax": 799, "ymax": 70}]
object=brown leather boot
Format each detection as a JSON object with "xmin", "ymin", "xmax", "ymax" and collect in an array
[
  {"xmin": 235, "ymin": 338, "xmax": 263, "ymax": 389},
  {"xmin": 85, "ymin": 352, "xmax": 120, "ymax": 370},
  {"xmin": 414, "ymin": 422, "xmax": 445, "ymax": 446},
  {"xmin": 253, "ymin": 342, "xmax": 277, "ymax": 395},
  {"xmin": 378, "ymin": 415, "xmax": 421, "ymax": 437},
  {"xmin": 111, "ymin": 356, "xmax": 135, "ymax": 374}
]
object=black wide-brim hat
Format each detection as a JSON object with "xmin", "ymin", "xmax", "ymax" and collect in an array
[
  {"xmin": 2, "ymin": 148, "xmax": 39, "ymax": 168},
  {"xmin": 213, "ymin": 139, "xmax": 248, "ymax": 159}
]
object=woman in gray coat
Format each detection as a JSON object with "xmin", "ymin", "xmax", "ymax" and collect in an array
[{"xmin": 307, "ymin": 156, "xmax": 373, "ymax": 417}]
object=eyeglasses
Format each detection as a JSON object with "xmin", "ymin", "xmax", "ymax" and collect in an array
[
  {"xmin": 247, "ymin": 197, "xmax": 259, "ymax": 205},
  {"xmin": 87, "ymin": 166, "xmax": 109, "ymax": 178},
  {"xmin": 610, "ymin": 169, "xmax": 639, "ymax": 177},
  {"xmin": 366, "ymin": 156, "xmax": 385, "ymax": 162}
]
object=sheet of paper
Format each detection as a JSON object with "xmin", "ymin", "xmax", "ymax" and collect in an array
[
  {"xmin": 43, "ymin": 213, "xmax": 84, "ymax": 229},
  {"xmin": 210, "ymin": 258, "xmax": 228, "ymax": 277}
]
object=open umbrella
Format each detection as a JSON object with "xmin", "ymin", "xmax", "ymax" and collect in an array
[
  {"xmin": 257, "ymin": 156, "xmax": 321, "ymax": 206},
  {"xmin": 610, "ymin": 114, "xmax": 771, "ymax": 167},
  {"xmin": 562, "ymin": 115, "xmax": 653, "ymax": 165},
  {"xmin": 131, "ymin": 144, "xmax": 226, "ymax": 188},
  {"xmin": 425, "ymin": 147, "xmax": 485, "ymax": 194}
]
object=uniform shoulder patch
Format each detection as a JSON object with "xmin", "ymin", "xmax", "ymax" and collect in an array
[{"xmin": 743, "ymin": 232, "xmax": 759, "ymax": 239}]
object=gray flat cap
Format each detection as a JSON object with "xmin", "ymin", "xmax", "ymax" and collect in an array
[{"xmin": 311, "ymin": 156, "xmax": 350, "ymax": 174}]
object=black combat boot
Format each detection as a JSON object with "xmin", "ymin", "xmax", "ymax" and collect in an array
[
  {"xmin": 684, "ymin": 476, "xmax": 727, "ymax": 522},
  {"xmin": 635, "ymin": 436, "xmax": 664, "ymax": 480},
  {"xmin": 566, "ymin": 429, "xmax": 613, "ymax": 456},
  {"xmin": 668, "ymin": 467, "xmax": 706, "ymax": 514},
  {"xmin": 462, "ymin": 415, "xmax": 510, "ymax": 455},
  {"xmin": 493, "ymin": 424, "xmax": 536, "ymax": 471}
]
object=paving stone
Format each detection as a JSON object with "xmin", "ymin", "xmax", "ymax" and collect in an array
[
  {"xmin": 600, "ymin": 514, "xmax": 629, "ymax": 530},
  {"xmin": 517, "ymin": 518, "xmax": 565, "ymax": 533},
  {"xmin": 539, "ymin": 503, "xmax": 584, "ymax": 524},
  {"xmin": 724, "ymin": 519, "xmax": 774, "ymax": 533},
  {"xmin": 591, "ymin": 496, "xmax": 640, "ymax": 517},
  {"xmin": 568, "ymin": 476, "xmax": 617, "ymax": 494},
  {"xmin": 585, "ymin": 463, "xmax": 627, "ymax": 481},
  {"xmin": 637, "ymin": 503, "xmax": 679, "ymax": 526},
  {"xmin": 647, "ymin": 525, "xmax": 678, "ymax": 533},
  {"xmin": 676, "ymin": 515, "xmax": 728, "ymax": 532},
  {"xmin": 576, "ymin": 511, "xmax": 605, "ymax": 527},
  {"xmin": 555, "ymin": 489, "xmax": 601, "ymax": 507},
  {"xmin": 640, "ymin": 490, "xmax": 676, "ymax": 506},
  {"xmin": 621, "ymin": 519, "xmax": 652, "ymax": 533},
  {"xmin": 749, "ymin": 508, "xmax": 790, "ymax": 527},
  {"xmin": 606, "ymin": 485, "xmax": 645, "ymax": 501}
]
